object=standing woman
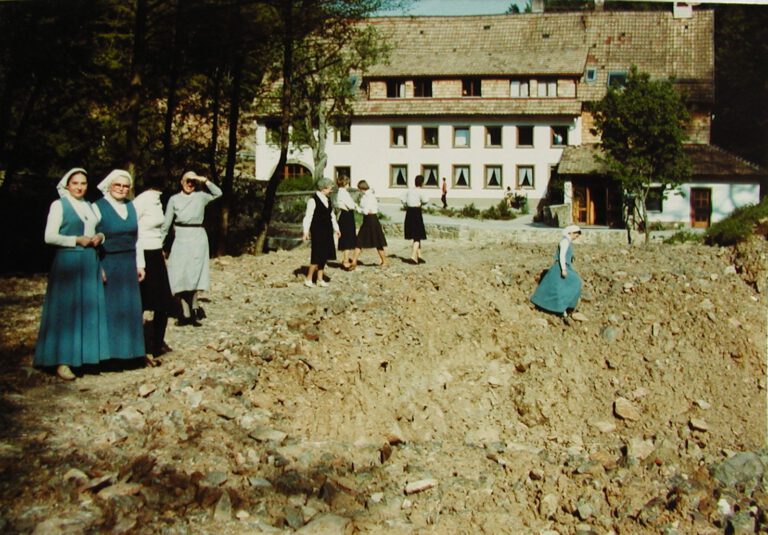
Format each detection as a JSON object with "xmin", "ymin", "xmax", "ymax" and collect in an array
[
  {"xmin": 94, "ymin": 170, "xmax": 146, "ymax": 362},
  {"xmin": 133, "ymin": 173, "xmax": 174, "ymax": 359},
  {"xmin": 335, "ymin": 175, "xmax": 357, "ymax": 270},
  {"xmin": 161, "ymin": 170, "xmax": 222, "ymax": 326},
  {"xmin": 350, "ymin": 180, "xmax": 387, "ymax": 269},
  {"xmin": 530, "ymin": 225, "xmax": 583, "ymax": 322},
  {"xmin": 35, "ymin": 168, "xmax": 109, "ymax": 380},
  {"xmin": 402, "ymin": 174, "xmax": 429, "ymax": 264},
  {"xmin": 302, "ymin": 178, "xmax": 340, "ymax": 287}
]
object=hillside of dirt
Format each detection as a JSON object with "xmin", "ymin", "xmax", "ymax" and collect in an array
[{"xmin": 0, "ymin": 234, "xmax": 766, "ymax": 534}]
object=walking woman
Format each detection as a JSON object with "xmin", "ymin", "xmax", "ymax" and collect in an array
[
  {"xmin": 531, "ymin": 225, "xmax": 583, "ymax": 322},
  {"xmin": 161, "ymin": 170, "xmax": 222, "ymax": 326},
  {"xmin": 350, "ymin": 180, "xmax": 387, "ymax": 269},
  {"xmin": 335, "ymin": 175, "xmax": 357, "ymax": 270},
  {"xmin": 133, "ymin": 173, "xmax": 174, "ymax": 359},
  {"xmin": 302, "ymin": 178, "xmax": 340, "ymax": 287},
  {"xmin": 35, "ymin": 168, "xmax": 109, "ymax": 380},
  {"xmin": 402, "ymin": 174, "xmax": 429, "ymax": 264},
  {"xmin": 94, "ymin": 170, "xmax": 146, "ymax": 362}
]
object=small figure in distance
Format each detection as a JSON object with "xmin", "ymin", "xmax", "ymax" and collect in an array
[
  {"xmin": 530, "ymin": 224, "xmax": 583, "ymax": 324},
  {"xmin": 350, "ymin": 180, "xmax": 388, "ymax": 269}
]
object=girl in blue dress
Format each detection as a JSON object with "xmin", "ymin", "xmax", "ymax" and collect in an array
[
  {"xmin": 94, "ymin": 170, "xmax": 146, "ymax": 361},
  {"xmin": 34, "ymin": 168, "xmax": 109, "ymax": 380},
  {"xmin": 531, "ymin": 225, "xmax": 583, "ymax": 321}
]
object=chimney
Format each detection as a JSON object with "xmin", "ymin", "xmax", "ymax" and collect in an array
[
  {"xmin": 594, "ymin": 0, "xmax": 604, "ymax": 11},
  {"xmin": 531, "ymin": 0, "xmax": 544, "ymax": 13}
]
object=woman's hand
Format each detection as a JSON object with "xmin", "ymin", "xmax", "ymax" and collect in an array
[
  {"xmin": 75, "ymin": 236, "xmax": 92, "ymax": 247},
  {"xmin": 138, "ymin": 268, "xmax": 146, "ymax": 282},
  {"xmin": 90, "ymin": 233, "xmax": 105, "ymax": 247},
  {"xmin": 561, "ymin": 269, "xmax": 568, "ymax": 278},
  {"xmin": 302, "ymin": 232, "xmax": 309, "ymax": 241}
]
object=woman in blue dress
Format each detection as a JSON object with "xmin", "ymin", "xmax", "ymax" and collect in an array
[
  {"xmin": 94, "ymin": 170, "xmax": 146, "ymax": 361},
  {"xmin": 531, "ymin": 224, "xmax": 583, "ymax": 321},
  {"xmin": 34, "ymin": 168, "xmax": 109, "ymax": 380}
]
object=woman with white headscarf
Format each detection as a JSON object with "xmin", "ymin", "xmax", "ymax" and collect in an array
[
  {"xmin": 34, "ymin": 168, "xmax": 109, "ymax": 380},
  {"xmin": 93, "ymin": 169, "xmax": 146, "ymax": 361},
  {"xmin": 160, "ymin": 170, "xmax": 221, "ymax": 325},
  {"xmin": 530, "ymin": 224, "xmax": 583, "ymax": 322}
]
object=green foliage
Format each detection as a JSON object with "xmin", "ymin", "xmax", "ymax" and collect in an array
[
  {"xmin": 482, "ymin": 199, "xmax": 516, "ymax": 220},
  {"xmin": 663, "ymin": 230, "xmax": 703, "ymax": 245},
  {"xmin": 459, "ymin": 203, "xmax": 481, "ymax": 218},
  {"xmin": 704, "ymin": 198, "xmax": 768, "ymax": 246},
  {"xmin": 277, "ymin": 174, "xmax": 314, "ymax": 192}
]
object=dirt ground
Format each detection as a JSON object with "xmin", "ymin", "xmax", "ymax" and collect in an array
[{"xmin": 0, "ymin": 233, "xmax": 766, "ymax": 534}]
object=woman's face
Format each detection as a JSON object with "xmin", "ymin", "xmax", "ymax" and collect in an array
[
  {"xmin": 109, "ymin": 177, "xmax": 132, "ymax": 201},
  {"xmin": 181, "ymin": 177, "xmax": 196, "ymax": 194},
  {"xmin": 66, "ymin": 173, "xmax": 88, "ymax": 200}
]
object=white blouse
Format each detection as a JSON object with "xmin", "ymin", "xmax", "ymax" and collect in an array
[
  {"xmin": 44, "ymin": 197, "xmax": 99, "ymax": 248},
  {"xmin": 336, "ymin": 187, "xmax": 357, "ymax": 211},
  {"xmin": 302, "ymin": 192, "xmax": 340, "ymax": 235},
  {"xmin": 401, "ymin": 187, "xmax": 430, "ymax": 208},
  {"xmin": 358, "ymin": 191, "xmax": 378, "ymax": 215}
]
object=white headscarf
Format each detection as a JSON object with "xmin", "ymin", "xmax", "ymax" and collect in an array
[
  {"xmin": 562, "ymin": 224, "xmax": 582, "ymax": 237},
  {"xmin": 56, "ymin": 167, "xmax": 88, "ymax": 199},
  {"xmin": 97, "ymin": 169, "xmax": 132, "ymax": 196}
]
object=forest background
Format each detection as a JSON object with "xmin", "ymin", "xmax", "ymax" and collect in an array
[{"xmin": 0, "ymin": 0, "xmax": 765, "ymax": 271}]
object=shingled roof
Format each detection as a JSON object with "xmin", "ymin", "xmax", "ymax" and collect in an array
[
  {"xmin": 353, "ymin": 98, "xmax": 582, "ymax": 117},
  {"xmin": 558, "ymin": 144, "xmax": 766, "ymax": 177},
  {"xmin": 365, "ymin": 9, "xmax": 714, "ymax": 103}
]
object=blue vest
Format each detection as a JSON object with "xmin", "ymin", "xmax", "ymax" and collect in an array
[{"xmin": 96, "ymin": 198, "xmax": 138, "ymax": 254}]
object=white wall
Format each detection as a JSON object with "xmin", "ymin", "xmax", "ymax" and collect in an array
[
  {"xmin": 647, "ymin": 182, "xmax": 760, "ymax": 225},
  {"xmin": 253, "ymin": 117, "xmax": 582, "ymax": 207}
]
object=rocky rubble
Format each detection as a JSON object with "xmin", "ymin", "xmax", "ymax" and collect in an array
[{"xmin": 0, "ymin": 235, "xmax": 766, "ymax": 534}]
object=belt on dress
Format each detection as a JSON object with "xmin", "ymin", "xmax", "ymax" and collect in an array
[{"xmin": 174, "ymin": 223, "xmax": 204, "ymax": 227}]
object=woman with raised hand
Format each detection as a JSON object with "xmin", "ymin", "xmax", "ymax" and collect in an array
[
  {"xmin": 161, "ymin": 170, "xmax": 222, "ymax": 326},
  {"xmin": 34, "ymin": 168, "xmax": 109, "ymax": 380},
  {"xmin": 94, "ymin": 169, "xmax": 146, "ymax": 362}
]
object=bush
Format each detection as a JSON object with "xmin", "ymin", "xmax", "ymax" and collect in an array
[
  {"xmin": 663, "ymin": 230, "xmax": 703, "ymax": 244},
  {"xmin": 459, "ymin": 203, "xmax": 480, "ymax": 218},
  {"xmin": 705, "ymin": 198, "xmax": 768, "ymax": 246},
  {"xmin": 482, "ymin": 199, "xmax": 516, "ymax": 220},
  {"xmin": 278, "ymin": 174, "xmax": 314, "ymax": 192}
]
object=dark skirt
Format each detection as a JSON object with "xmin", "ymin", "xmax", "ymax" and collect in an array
[
  {"xmin": 404, "ymin": 207, "xmax": 427, "ymax": 241},
  {"xmin": 337, "ymin": 210, "xmax": 357, "ymax": 251},
  {"xmin": 310, "ymin": 231, "xmax": 336, "ymax": 265},
  {"xmin": 357, "ymin": 214, "xmax": 387, "ymax": 249},
  {"xmin": 101, "ymin": 250, "xmax": 146, "ymax": 359},
  {"xmin": 140, "ymin": 248, "xmax": 174, "ymax": 313}
]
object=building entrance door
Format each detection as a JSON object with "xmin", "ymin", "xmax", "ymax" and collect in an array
[{"xmin": 690, "ymin": 188, "xmax": 712, "ymax": 228}]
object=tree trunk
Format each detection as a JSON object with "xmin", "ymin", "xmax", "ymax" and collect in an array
[
  {"xmin": 312, "ymin": 97, "xmax": 328, "ymax": 180},
  {"xmin": 0, "ymin": 78, "xmax": 41, "ymax": 197},
  {"xmin": 162, "ymin": 0, "xmax": 182, "ymax": 180},
  {"xmin": 125, "ymin": 0, "xmax": 148, "ymax": 177},
  {"xmin": 208, "ymin": 65, "xmax": 222, "ymax": 181},
  {"xmin": 254, "ymin": 1, "xmax": 294, "ymax": 254}
]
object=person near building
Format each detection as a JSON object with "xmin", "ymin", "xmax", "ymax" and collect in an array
[
  {"xmin": 402, "ymin": 174, "xmax": 429, "ymax": 264},
  {"xmin": 94, "ymin": 169, "xmax": 146, "ymax": 362},
  {"xmin": 441, "ymin": 177, "xmax": 448, "ymax": 209},
  {"xmin": 350, "ymin": 180, "xmax": 388, "ymax": 269},
  {"xmin": 161, "ymin": 170, "xmax": 222, "ymax": 326},
  {"xmin": 334, "ymin": 175, "xmax": 357, "ymax": 270},
  {"xmin": 531, "ymin": 225, "xmax": 583, "ymax": 323},
  {"xmin": 302, "ymin": 178, "xmax": 340, "ymax": 287},
  {"xmin": 34, "ymin": 168, "xmax": 109, "ymax": 380}
]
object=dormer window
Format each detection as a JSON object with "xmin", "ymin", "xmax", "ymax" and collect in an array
[
  {"xmin": 462, "ymin": 77, "xmax": 481, "ymax": 97},
  {"xmin": 607, "ymin": 71, "xmax": 628, "ymax": 89},
  {"xmin": 414, "ymin": 78, "xmax": 432, "ymax": 98},
  {"xmin": 386, "ymin": 79, "xmax": 406, "ymax": 98},
  {"xmin": 586, "ymin": 67, "xmax": 597, "ymax": 84},
  {"xmin": 537, "ymin": 79, "xmax": 558, "ymax": 97},
  {"xmin": 510, "ymin": 79, "xmax": 530, "ymax": 98}
]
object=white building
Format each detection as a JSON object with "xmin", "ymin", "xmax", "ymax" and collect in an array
[{"xmin": 254, "ymin": 6, "xmax": 766, "ymax": 228}]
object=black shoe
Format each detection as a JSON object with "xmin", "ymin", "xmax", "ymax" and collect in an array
[
  {"xmin": 176, "ymin": 316, "xmax": 202, "ymax": 327},
  {"xmin": 195, "ymin": 307, "xmax": 206, "ymax": 320}
]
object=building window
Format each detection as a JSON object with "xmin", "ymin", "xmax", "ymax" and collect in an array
[
  {"xmin": 485, "ymin": 165, "xmax": 502, "ymax": 189},
  {"xmin": 422, "ymin": 165, "xmax": 439, "ymax": 188},
  {"xmin": 334, "ymin": 166, "xmax": 351, "ymax": 182},
  {"xmin": 391, "ymin": 126, "xmax": 407, "ymax": 147},
  {"xmin": 485, "ymin": 126, "xmax": 502, "ymax": 147},
  {"xmin": 453, "ymin": 126, "xmax": 470, "ymax": 147},
  {"xmin": 537, "ymin": 79, "xmax": 557, "ymax": 97},
  {"xmin": 586, "ymin": 67, "xmax": 597, "ymax": 84},
  {"xmin": 414, "ymin": 78, "xmax": 432, "ymax": 98},
  {"xmin": 510, "ymin": 79, "xmax": 529, "ymax": 97},
  {"xmin": 285, "ymin": 163, "xmax": 311, "ymax": 180},
  {"xmin": 264, "ymin": 119, "xmax": 280, "ymax": 146},
  {"xmin": 334, "ymin": 123, "xmax": 350, "ymax": 143},
  {"xmin": 453, "ymin": 165, "xmax": 470, "ymax": 188},
  {"xmin": 390, "ymin": 165, "xmax": 408, "ymax": 188},
  {"xmin": 517, "ymin": 166, "xmax": 534, "ymax": 189},
  {"xmin": 462, "ymin": 77, "xmax": 481, "ymax": 97},
  {"xmin": 551, "ymin": 126, "xmax": 568, "ymax": 146},
  {"xmin": 607, "ymin": 71, "xmax": 628, "ymax": 89},
  {"xmin": 517, "ymin": 125, "xmax": 534, "ymax": 147},
  {"xmin": 423, "ymin": 127, "xmax": 439, "ymax": 147},
  {"xmin": 386, "ymin": 79, "xmax": 406, "ymax": 98},
  {"xmin": 646, "ymin": 186, "xmax": 664, "ymax": 212}
]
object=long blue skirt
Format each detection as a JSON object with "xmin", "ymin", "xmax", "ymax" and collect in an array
[
  {"xmin": 530, "ymin": 262, "xmax": 582, "ymax": 314},
  {"xmin": 34, "ymin": 248, "xmax": 110, "ymax": 367},
  {"xmin": 101, "ymin": 250, "xmax": 146, "ymax": 359}
]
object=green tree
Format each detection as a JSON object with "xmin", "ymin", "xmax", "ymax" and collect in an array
[{"xmin": 590, "ymin": 66, "xmax": 691, "ymax": 243}]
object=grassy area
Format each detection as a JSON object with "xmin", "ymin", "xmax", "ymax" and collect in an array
[{"xmin": 704, "ymin": 197, "xmax": 768, "ymax": 246}]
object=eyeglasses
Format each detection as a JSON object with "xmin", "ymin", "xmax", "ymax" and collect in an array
[{"xmin": 112, "ymin": 183, "xmax": 131, "ymax": 190}]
